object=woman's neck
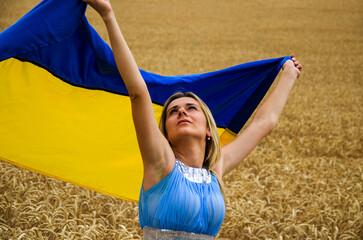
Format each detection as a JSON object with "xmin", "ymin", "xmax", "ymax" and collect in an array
[{"xmin": 172, "ymin": 138, "xmax": 205, "ymax": 168}]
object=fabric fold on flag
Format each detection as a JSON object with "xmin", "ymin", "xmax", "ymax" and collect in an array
[{"xmin": 0, "ymin": 0, "xmax": 290, "ymax": 201}]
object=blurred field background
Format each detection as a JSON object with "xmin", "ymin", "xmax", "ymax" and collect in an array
[{"xmin": 0, "ymin": 0, "xmax": 362, "ymax": 239}]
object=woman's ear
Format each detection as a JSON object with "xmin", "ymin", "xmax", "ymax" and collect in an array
[{"xmin": 206, "ymin": 130, "xmax": 212, "ymax": 141}]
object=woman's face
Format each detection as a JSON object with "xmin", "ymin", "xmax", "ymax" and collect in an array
[{"xmin": 165, "ymin": 97, "xmax": 211, "ymax": 144}]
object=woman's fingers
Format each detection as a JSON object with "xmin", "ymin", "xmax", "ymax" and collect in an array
[
  {"xmin": 82, "ymin": 0, "xmax": 112, "ymax": 18},
  {"xmin": 294, "ymin": 60, "xmax": 303, "ymax": 71},
  {"xmin": 289, "ymin": 54, "xmax": 303, "ymax": 73}
]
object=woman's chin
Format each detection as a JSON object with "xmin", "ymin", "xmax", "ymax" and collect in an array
[{"xmin": 171, "ymin": 131, "xmax": 205, "ymax": 143}]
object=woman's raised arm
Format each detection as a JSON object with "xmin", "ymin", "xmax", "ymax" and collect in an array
[
  {"xmin": 216, "ymin": 55, "xmax": 303, "ymax": 177},
  {"xmin": 83, "ymin": 0, "xmax": 175, "ymax": 189}
]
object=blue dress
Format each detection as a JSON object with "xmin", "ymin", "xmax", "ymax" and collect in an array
[{"xmin": 139, "ymin": 160, "xmax": 225, "ymax": 237}]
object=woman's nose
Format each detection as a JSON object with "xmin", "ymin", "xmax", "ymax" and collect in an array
[{"xmin": 178, "ymin": 108, "xmax": 187, "ymax": 117}]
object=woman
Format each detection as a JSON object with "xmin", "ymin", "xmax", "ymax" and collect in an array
[{"xmin": 83, "ymin": 0, "xmax": 302, "ymax": 238}]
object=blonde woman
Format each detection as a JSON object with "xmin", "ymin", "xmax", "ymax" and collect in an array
[{"xmin": 83, "ymin": 0, "xmax": 302, "ymax": 238}]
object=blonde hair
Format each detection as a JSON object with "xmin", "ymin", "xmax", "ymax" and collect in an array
[{"xmin": 159, "ymin": 92, "xmax": 224, "ymax": 192}]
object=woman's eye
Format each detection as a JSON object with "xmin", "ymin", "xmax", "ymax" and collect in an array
[
  {"xmin": 170, "ymin": 109, "xmax": 177, "ymax": 115},
  {"xmin": 189, "ymin": 106, "xmax": 197, "ymax": 110}
]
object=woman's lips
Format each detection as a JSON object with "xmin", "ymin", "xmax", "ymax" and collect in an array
[{"xmin": 177, "ymin": 119, "xmax": 191, "ymax": 125}]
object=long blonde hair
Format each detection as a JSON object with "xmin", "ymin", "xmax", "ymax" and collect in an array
[{"xmin": 159, "ymin": 92, "xmax": 224, "ymax": 192}]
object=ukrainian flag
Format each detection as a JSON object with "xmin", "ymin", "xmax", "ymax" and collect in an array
[{"xmin": 0, "ymin": 0, "xmax": 289, "ymax": 201}]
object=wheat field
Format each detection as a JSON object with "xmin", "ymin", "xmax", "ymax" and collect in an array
[{"xmin": 0, "ymin": 0, "xmax": 362, "ymax": 239}]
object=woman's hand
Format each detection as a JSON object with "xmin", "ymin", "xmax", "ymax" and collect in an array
[
  {"xmin": 82, "ymin": 0, "xmax": 113, "ymax": 19},
  {"xmin": 283, "ymin": 54, "xmax": 303, "ymax": 78}
]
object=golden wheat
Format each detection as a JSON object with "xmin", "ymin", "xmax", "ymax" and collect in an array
[{"xmin": 0, "ymin": 0, "xmax": 362, "ymax": 239}]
